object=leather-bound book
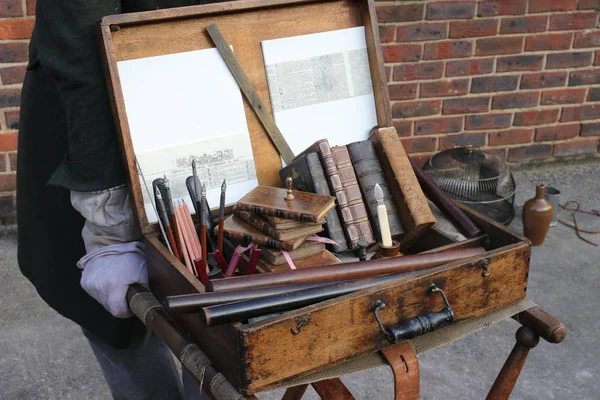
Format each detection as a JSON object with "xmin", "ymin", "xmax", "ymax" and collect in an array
[
  {"xmin": 234, "ymin": 209, "xmax": 324, "ymax": 241},
  {"xmin": 330, "ymin": 145, "xmax": 376, "ymax": 246},
  {"xmin": 296, "ymin": 139, "xmax": 371, "ymax": 249},
  {"xmin": 369, "ymin": 127, "xmax": 435, "ymax": 251},
  {"xmin": 259, "ymin": 249, "xmax": 341, "ymax": 273},
  {"xmin": 279, "ymin": 152, "xmax": 349, "ymax": 253},
  {"xmin": 217, "ymin": 215, "xmax": 309, "ymax": 251},
  {"xmin": 347, "ymin": 140, "xmax": 405, "ymax": 241},
  {"xmin": 261, "ymin": 241, "xmax": 325, "ymax": 265},
  {"xmin": 236, "ymin": 185, "xmax": 335, "ymax": 223},
  {"xmin": 261, "ymin": 215, "xmax": 323, "ymax": 230}
]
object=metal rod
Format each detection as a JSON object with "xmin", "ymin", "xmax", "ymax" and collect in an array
[
  {"xmin": 164, "ymin": 279, "xmax": 355, "ymax": 312},
  {"xmin": 207, "ymin": 247, "xmax": 486, "ymax": 292},
  {"xmin": 201, "ymin": 273, "xmax": 416, "ymax": 326}
]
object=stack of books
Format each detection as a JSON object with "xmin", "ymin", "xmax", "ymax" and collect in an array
[
  {"xmin": 218, "ymin": 185, "xmax": 339, "ymax": 270},
  {"xmin": 280, "ymin": 133, "xmax": 436, "ymax": 253}
]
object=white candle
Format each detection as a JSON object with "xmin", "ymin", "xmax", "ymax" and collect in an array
[
  {"xmin": 374, "ymin": 183, "xmax": 393, "ymax": 247},
  {"xmin": 377, "ymin": 203, "xmax": 393, "ymax": 247}
]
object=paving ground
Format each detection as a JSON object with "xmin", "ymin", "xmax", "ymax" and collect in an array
[{"xmin": 1, "ymin": 159, "xmax": 599, "ymax": 400}]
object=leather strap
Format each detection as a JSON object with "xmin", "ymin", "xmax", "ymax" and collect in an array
[{"xmin": 381, "ymin": 342, "xmax": 420, "ymax": 400}]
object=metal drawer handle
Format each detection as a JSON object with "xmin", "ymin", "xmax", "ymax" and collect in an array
[{"xmin": 373, "ymin": 284, "xmax": 455, "ymax": 344}]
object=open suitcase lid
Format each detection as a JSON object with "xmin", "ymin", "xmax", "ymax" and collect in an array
[{"xmin": 99, "ymin": 0, "xmax": 391, "ymax": 235}]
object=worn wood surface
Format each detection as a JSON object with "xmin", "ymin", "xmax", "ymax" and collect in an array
[
  {"xmin": 100, "ymin": 0, "xmax": 387, "ymax": 235},
  {"xmin": 486, "ymin": 326, "xmax": 540, "ymax": 400},
  {"xmin": 407, "ymin": 228, "xmax": 455, "ymax": 254},
  {"xmin": 145, "ymin": 235, "xmax": 248, "ymax": 388},
  {"xmin": 239, "ymin": 243, "xmax": 529, "ymax": 392},
  {"xmin": 419, "ymin": 234, "xmax": 487, "ymax": 255},
  {"xmin": 99, "ymin": 24, "xmax": 147, "ymax": 233},
  {"xmin": 457, "ymin": 201, "xmax": 528, "ymax": 248},
  {"xmin": 359, "ymin": 0, "xmax": 391, "ymax": 127}
]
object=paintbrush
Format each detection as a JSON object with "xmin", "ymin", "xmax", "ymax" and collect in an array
[
  {"xmin": 218, "ymin": 179, "xmax": 226, "ymax": 254},
  {"xmin": 138, "ymin": 163, "xmax": 172, "ymax": 256},
  {"xmin": 156, "ymin": 191, "xmax": 180, "ymax": 260},
  {"xmin": 185, "ymin": 175, "xmax": 218, "ymax": 252},
  {"xmin": 162, "ymin": 174, "xmax": 174, "ymax": 217},
  {"xmin": 200, "ymin": 182, "xmax": 208, "ymax": 272},
  {"xmin": 162, "ymin": 175, "xmax": 183, "ymax": 261},
  {"xmin": 192, "ymin": 160, "xmax": 201, "ymax": 214}
]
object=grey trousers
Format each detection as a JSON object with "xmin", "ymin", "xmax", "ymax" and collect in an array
[{"xmin": 84, "ymin": 328, "xmax": 206, "ymax": 400}]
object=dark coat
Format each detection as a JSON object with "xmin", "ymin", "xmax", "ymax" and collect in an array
[{"xmin": 18, "ymin": 0, "xmax": 212, "ymax": 349}]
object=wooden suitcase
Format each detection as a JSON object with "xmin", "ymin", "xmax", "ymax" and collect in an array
[{"xmin": 99, "ymin": 0, "xmax": 530, "ymax": 394}]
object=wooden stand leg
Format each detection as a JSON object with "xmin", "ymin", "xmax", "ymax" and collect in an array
[
  {"xmin": 486, "ymin": 326, "xmax": 539, "ymax": 400},
  {"xmin": 487, "ymin": 306, "xmax": 567, "ymax": 400},
  {"xmin": 513, "ymin": 306, "xmax": 567, "ymax": 344},
  {"xmin": 280, "ymin": 378, "xmax": 354, "ymax": 400},
  {"xmin": 311, "ymin": 378, "xmax": 355, "ymax": 400},
  {"xmin": 282, "ymin": 384, "xmax": 309, "ymax": 400}
]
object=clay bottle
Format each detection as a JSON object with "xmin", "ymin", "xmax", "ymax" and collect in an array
[{"xmin": 522, "ymin": 184, "xmax": 553, "ymax": 246}]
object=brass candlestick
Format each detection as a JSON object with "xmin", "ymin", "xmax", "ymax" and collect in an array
[
  {"xmin": 284, "ymin": 177, "xmax": 295, "ymax": 201},
  {"xmin": 370, "ymin": 240, "xmax": 401, "ymax": 260}
]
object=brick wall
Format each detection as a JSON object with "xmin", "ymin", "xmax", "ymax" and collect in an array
[
  {"xmin": 379, "ymin": 0, "xmax": 600, "ymax": 166},
  {"xmin": 0, "ymin": 0, "xmax": 33, "ymax": 224},
  {"xmin": 0, "ymin": 1, "xmax": 599, "ymax": 224}
]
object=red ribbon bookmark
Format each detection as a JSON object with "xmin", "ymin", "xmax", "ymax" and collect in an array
[
  {"xmin": 246, "ymin": 246, "xmax": 261, "ymax": 275},
  {"xmin": 211, "ymin": 250, "xmax": 229, "ymax": 272},
  {"xmin": 194, "ymin": 258, "xmax": 208, "ymax": 285},
  {"xmin": 225, "ymin": 243, "xmax": 258, "ymax": 277}
]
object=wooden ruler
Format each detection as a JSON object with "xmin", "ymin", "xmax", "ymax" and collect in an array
[{"xmin": 207, "ymin": 24, "xmax": 296, "ymax": 165}]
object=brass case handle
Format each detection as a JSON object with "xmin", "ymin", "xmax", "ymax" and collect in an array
[{"xmin": 373, "ymin": 284, "xmax": 455, "ymax": 344}]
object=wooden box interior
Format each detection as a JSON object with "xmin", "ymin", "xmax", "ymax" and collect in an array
[
  {"xmin": 100, "ymin": 0, "xmax": 531, "ymax": 394},
  {"xmin": 100, "ymin": 0, "xmax": 390, "ymax": 236}
]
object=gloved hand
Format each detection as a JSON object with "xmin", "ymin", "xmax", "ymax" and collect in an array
[
  {"xmin": 77, "ymin": 242, "xmax": 148, "ymax": 318},
  {"xmin": 71, "ymin": 186, "xmax": 145, "ymax": 318}
]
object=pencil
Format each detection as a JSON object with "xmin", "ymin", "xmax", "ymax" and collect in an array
[
  {"xmin": 173, "ymin": 202, "xmax": 193, "ymax": 274},
  {"xmin": 176, "ymin": 202, "xmax": 198, "ymax": 276},
  {"xmin": 182, "ymin": 202, "xmax": 202, "ymax": 261}
]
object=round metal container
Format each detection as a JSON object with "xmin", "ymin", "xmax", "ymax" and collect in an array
[{"xmin": 423, "ymin": 147, "xmax": 516, "ymax": 225}]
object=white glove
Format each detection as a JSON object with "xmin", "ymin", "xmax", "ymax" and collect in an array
[
  {"xmin": 78, "ymin": 241, "xmax": 148, "ymax": 318},
  {"xmin": 71, "ymin": 186, "xmax": 145, "ymax": 318}
]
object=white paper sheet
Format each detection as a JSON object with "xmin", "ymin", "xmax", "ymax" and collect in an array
[
  {"xmin": 117, "ymin": 47, "xmax": 258, "ymax": 223},
  {"xmin": 261, "ymin": 27, "xmax": 378, "ymax": 156}
]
